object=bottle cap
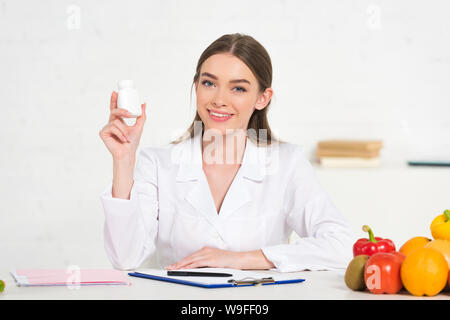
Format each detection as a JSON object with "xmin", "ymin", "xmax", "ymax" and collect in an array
[{"xmin": 118, "ymin": 80, "xmax": 134, "ymax": 90}]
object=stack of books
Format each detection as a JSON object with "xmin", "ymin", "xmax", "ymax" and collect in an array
[{"xmin": 316, "ymin": 140, "xmax": 383, "ymax": 168}]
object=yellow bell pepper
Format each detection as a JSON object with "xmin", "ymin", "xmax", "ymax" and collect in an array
[{"xmin": 430, "ymin": 209, "xmax": 450, "ymax": 241}]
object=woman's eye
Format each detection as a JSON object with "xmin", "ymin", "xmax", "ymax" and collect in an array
[
  {"xmin": 202, "ymin": 80, "xmax": 213, "ymax": 87},
  {"xmin": 201, "ymin": 80, "xmax": 246, "ymax": 92}
]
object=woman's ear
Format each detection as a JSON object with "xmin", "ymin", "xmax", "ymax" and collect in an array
[{"xmin": 255, "ymin": 88, "xmax": 274, "ymax": 111}]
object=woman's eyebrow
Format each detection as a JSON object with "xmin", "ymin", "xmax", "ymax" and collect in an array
[{"xmin": 200, "ymin": 72, "xmax": 251, "ymax": 85}]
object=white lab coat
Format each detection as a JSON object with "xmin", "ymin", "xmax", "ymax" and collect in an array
[{"xmin": 100, "ymin": 131, "xmax": 356, "ymax": 272}]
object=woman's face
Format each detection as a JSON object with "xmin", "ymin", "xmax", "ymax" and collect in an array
[{"xmin": 195, "ymin": 53, "xmax": 273, "ymax": 135}]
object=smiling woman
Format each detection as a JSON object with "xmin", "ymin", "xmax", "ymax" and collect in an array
[
  {"xmin": 178, "ymin": 33, "xmax": 276, "ymax": 145},
  {"xmin": 99, "ymin": 33, "xmax": 356, "ymax": 272}
]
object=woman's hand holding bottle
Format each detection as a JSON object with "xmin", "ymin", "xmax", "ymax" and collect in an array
[
  {"xmin": 99, "ymin": 91, "xmax": 146, "ymax": 160},
  {"xmin": 99, "ymin": 91, "xmax": 147, "ymax": 199}
]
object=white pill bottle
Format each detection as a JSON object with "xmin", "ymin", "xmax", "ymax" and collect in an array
[{"xmin": 117, "ymin": 80, "xmax": 141, "ymax": 126}]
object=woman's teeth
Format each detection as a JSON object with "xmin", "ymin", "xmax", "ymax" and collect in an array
[{"xmin": 210, "ymin": 111, "xmax": 232, "ymax": 118}]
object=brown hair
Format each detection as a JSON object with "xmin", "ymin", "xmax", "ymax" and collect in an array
[{"xmin": 175, "ymin": 33, "xmax": 278, "ymax": 146}]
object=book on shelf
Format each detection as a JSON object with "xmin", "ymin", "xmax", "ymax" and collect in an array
[
  {"xmin": 317, "ymin": 140, "xmax": 383, "ymax": 151},
  {"xmin": 316, "ymin": 139, "xmax": 383, "ymax": 168},
  {"xmin": 316, "ymin": 148, "xmax": 380, "ymax": 158}
]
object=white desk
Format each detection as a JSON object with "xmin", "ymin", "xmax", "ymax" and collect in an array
[{"xmin": 1, "ymin": 269, "xmax": 448, "ymax": 300}]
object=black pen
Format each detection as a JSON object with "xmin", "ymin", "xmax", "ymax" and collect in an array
[{"xmin": 167, "ymin": 270, "xmax": 233, "ymax": 277}]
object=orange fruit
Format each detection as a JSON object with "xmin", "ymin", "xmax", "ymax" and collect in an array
[
  {"xmin": 400, "ymin": 247, "xmax": 448, "ymax": 296},
  {"xmin": 424, "ymin": 239, "xmax": 450, "ymax": 269},
  {"xmin": 399, "ymin": 236, "xmax": 431, "ymax": 256}
]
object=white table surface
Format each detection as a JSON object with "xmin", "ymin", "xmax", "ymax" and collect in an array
[{"xmin": 1, "ymin": 269, "xmax": 449, "ymax": 300}]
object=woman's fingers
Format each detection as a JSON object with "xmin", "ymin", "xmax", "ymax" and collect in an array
[
  {"xmin": 108, "ymin": 124, "xmax": 129, "ymax": 143},
  {"xmin": 109, "ymin": 91, "xmax": 118, "ymax": 110},
  {"xmin": 180, "ymin": 262, "xmax": 206, "ymax": 269},
  {"xmin": 103, "ymin": 93, "xmax": 146, "ymax": 150},
  {"xmin": 166, "ymin": 256, "xmax": 196, "ymax": 270},
  {"xmin": 166, "ymin": 248, "xmax": 210, "ymax": 270},
  {"xmin": 103, "ymin": 119, "xmax": 130, "ymax": 143},
  {"xmin": 110, "ymin": 108, "xmax": 136, "ymax": 120},
  {"xmin": 134, "ymin": 103, "xmax": 147, "ymax": 128},
  {"xmin": 108, "ymin": 91, "xmax": 119, "ymax": 122},
  {"xmin": 167, "ymin": 255, "xmax": 200, "ymax": 270},
  {"xmin": 112, "ymin": 119, "xmax": 130, "ymax": 140}
]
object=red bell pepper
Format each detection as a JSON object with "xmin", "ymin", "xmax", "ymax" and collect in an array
[
  {"xmin": 364, "ymin": 251, "xmax": 405, "ymax": 294},
  {"xmin": 353, "ymin": 225, "xmax": 396, "ymax": 257}
]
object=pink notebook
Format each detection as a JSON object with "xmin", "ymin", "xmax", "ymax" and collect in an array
[{"xmin": 10, "ymin": 269, "xmax": 131, "ymax": 287}]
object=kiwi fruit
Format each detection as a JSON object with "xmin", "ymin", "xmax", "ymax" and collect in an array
[{"xmin": 344, "ymin": 255, "xmax": 370, "ymax": 291}]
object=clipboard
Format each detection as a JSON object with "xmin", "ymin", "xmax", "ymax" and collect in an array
[{"xmin": 128, "ymin": 268, "xmax": 305, "ymax": 288}]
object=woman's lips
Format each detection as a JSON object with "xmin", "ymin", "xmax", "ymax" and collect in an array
[{"xmin": 208, "ymin": 109, "xmax": 234, "ymax": 122}]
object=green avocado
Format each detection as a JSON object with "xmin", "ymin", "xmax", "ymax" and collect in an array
[{"xmin": 344, "ymin": 255, "xmax": 369, "ymax": 291}]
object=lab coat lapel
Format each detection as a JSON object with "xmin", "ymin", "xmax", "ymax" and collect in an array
[
  {"xmin": 218, "ymin": 138, "xmax": 265, "ymax": 219},
  {"xmin": 176, "ymin": 132, "xmax": 222, "ymax": 234},
  {"xmin": 175, "ymin": 133, "xmax": 268, "ymax": 233}
]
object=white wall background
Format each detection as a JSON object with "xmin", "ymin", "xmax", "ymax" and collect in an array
[{"xmin": 1, "ymin": 0, "xmax": 449, "ymax": 270}]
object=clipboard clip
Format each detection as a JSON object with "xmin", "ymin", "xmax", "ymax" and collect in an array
[{"xmin": 227, "ymin": 277, "xmax": 275, "ymax": 286}]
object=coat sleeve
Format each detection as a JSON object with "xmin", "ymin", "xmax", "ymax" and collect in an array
[
  {"xmin": 261, "ymin": 146, "xmax": 357, "ymax": 272},
  {"xmin": 99, "ymin": 148, "xmax": 159, "ymax": 270}
]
